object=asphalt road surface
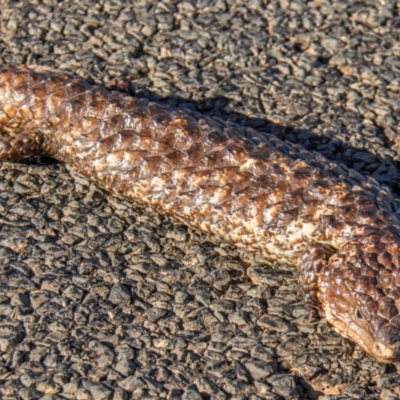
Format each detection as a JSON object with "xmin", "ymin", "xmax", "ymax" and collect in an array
[{"xmin": 0, "ymin": 1, "xmax": 400, "ymax": 399}]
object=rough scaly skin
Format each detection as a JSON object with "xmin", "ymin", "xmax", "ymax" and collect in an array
[{"xmin": 0, "ymin": 65, "xmax": 400, "ymax": 362}]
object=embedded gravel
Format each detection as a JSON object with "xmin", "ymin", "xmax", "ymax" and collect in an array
[{"xmin": 1, "ymin": 0, "xmax": 400, "ymax": 399}]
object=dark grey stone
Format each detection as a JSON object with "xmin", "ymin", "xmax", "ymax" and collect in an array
[{"xmin": 109, "ymin": 284, "xmax": 131, "ymax": 306}]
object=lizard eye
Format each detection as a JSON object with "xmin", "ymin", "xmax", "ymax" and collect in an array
[{"xmin": 355, "ymin": 309, "xmax": 364, "ymax": 320}]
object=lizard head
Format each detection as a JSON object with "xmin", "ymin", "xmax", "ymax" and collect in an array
[{"xmin": 318, "ymin": 239, "xmax": 400, "ymax": 363}]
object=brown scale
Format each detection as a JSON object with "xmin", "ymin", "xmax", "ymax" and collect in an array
[{"xmin": 2, "ymin": 65, "xmax": 400, "ymax": 363}]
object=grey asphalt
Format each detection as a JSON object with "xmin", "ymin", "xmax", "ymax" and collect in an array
[{"xmin": 0, "ymin": 1, "xmax": 399, "ymax": 399}]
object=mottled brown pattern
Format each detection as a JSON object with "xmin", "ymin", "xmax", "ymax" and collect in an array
[{"xmin": 0, "ymin": 65, "xmax": 400, "ymax": 362}]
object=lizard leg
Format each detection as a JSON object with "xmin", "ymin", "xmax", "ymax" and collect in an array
[
  {"xmin": 297, "ymin": 243, "xmax": 335, "ymax": 318},
  {"xmin": 0, "ymin": 132, "xmax": 43, "ymax": 159}
]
